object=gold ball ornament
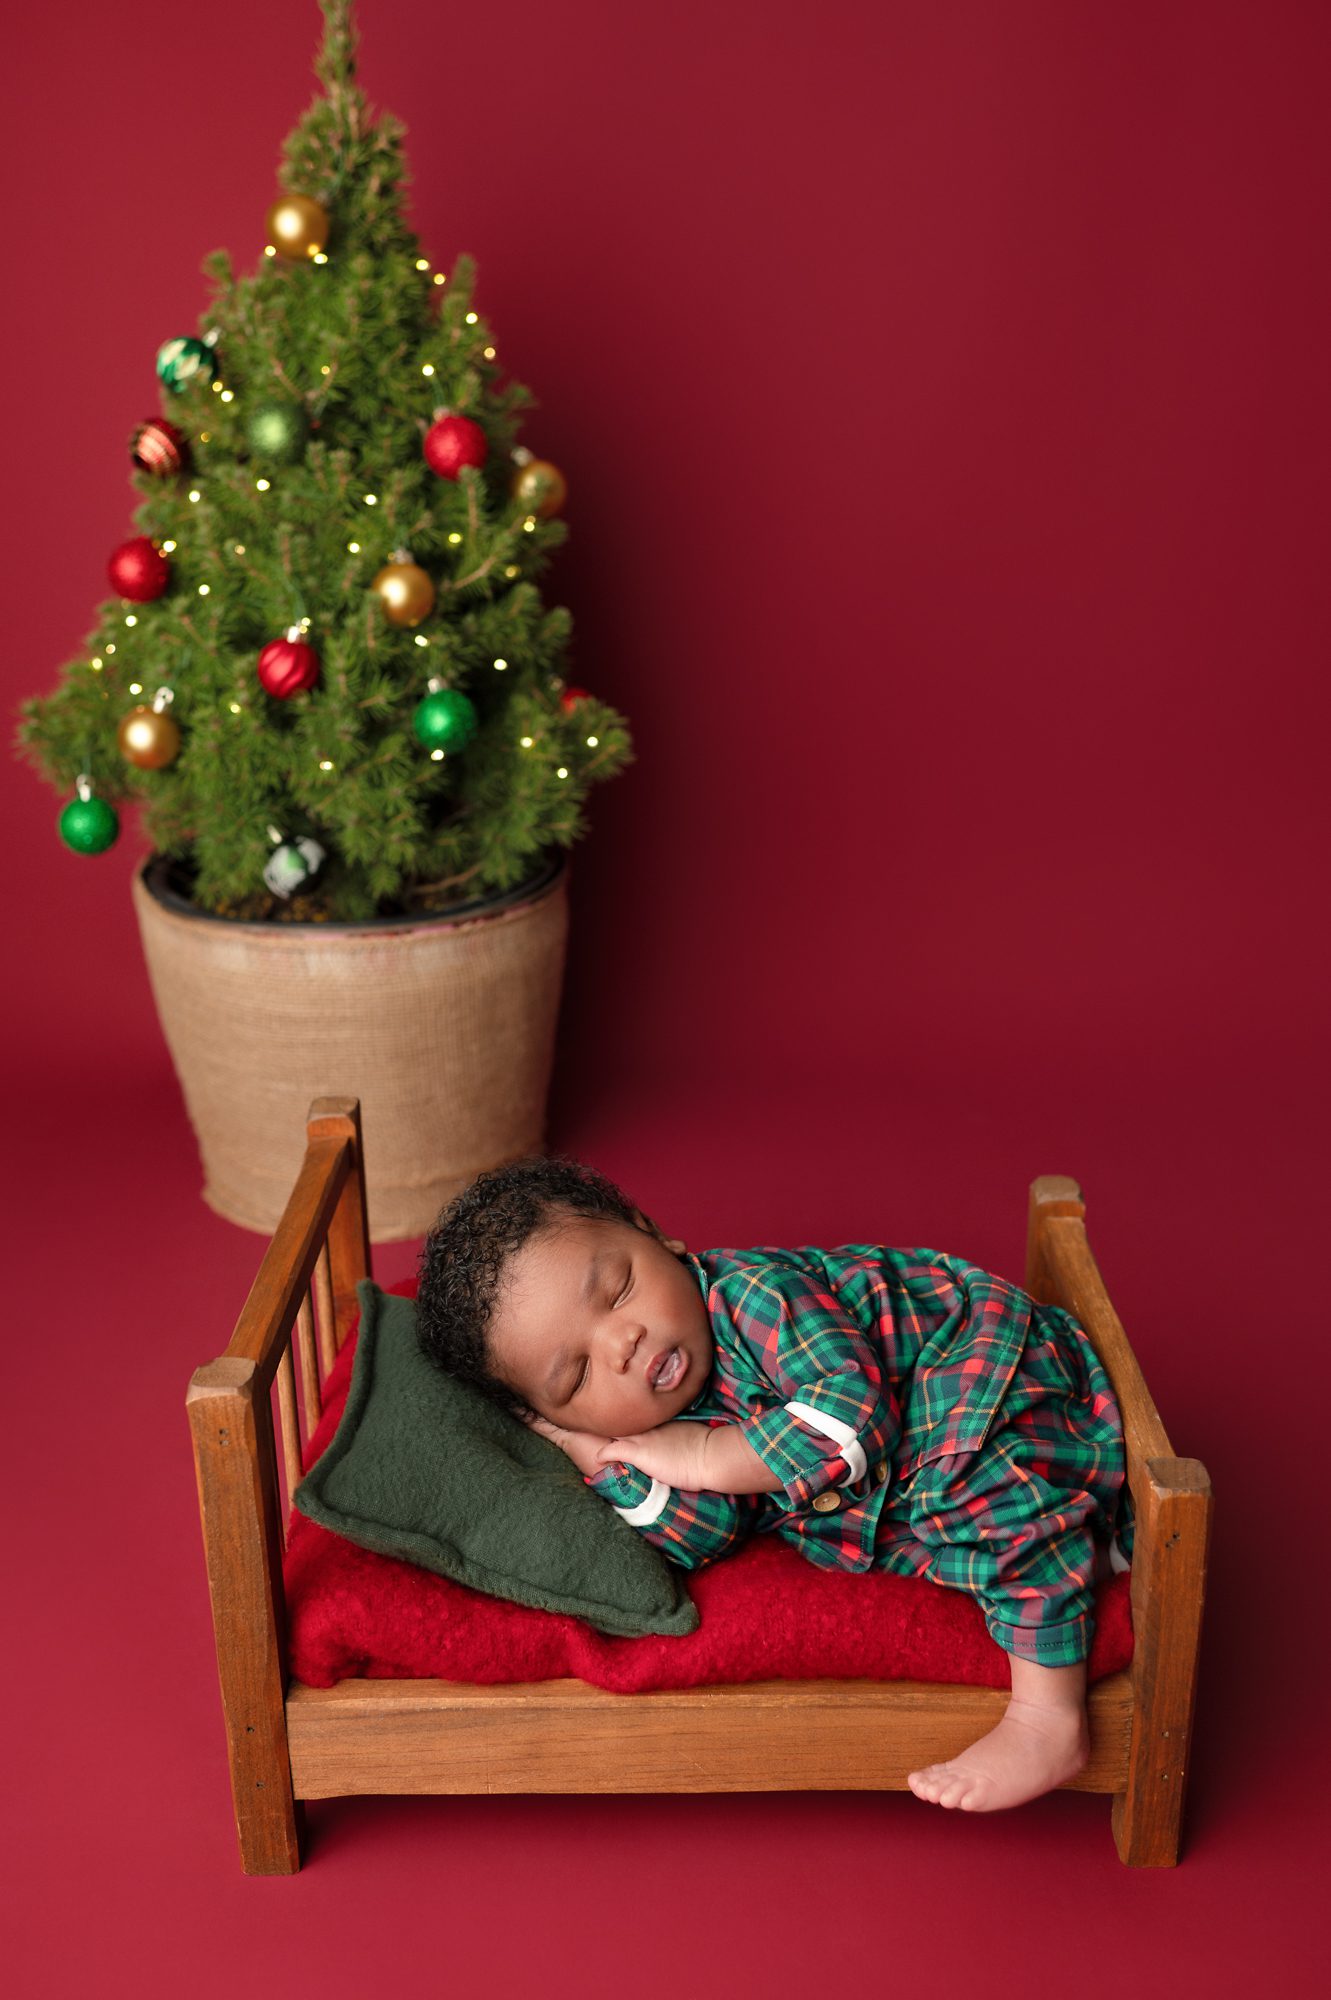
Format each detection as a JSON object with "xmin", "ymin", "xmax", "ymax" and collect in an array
[
  {"xmin": 511, "ymin": 457, "xmax": 568, "ymax": 518},
  {"xmin": 265, "ymin": 192, "xmax": 330, "ymax": 260},
  {"xmin": 372, "ymin": 556, "xmax": 436, "ymax": 628},
  {"xmin": 117, "ymin": 703, "xmax": 181, "ymax": 770}
]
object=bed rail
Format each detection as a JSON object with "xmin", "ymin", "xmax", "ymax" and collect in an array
[
  {"xmin": 186, "ymin": 1096, "xmax": 372, "ymax": 1874},
  {"xmin": 1025, "ymin": 1174, "xmax": 1212, "ymax": 1866}
]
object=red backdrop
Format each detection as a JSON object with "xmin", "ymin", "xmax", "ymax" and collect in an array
[{"xmin": 2, "ymin": 2, "xmax": 1324, "ymax": 1993}]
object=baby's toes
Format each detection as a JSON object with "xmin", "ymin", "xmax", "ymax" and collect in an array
[
  {"xmin": 935, "ymin": 1767, "xmax": 975, "ymax": 1811},
  {"xmin": 907, "ymin": 1764, "xmax": 948, "ymax": 1804}
]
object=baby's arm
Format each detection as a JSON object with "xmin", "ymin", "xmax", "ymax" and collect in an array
[
  {"xmin": 596, "ymin": 1419, "xmax": 784, "ymax": 1495},
  {"xmin": 527, "ymin": 1414, "xmax": 762, "ymax": 1569}
]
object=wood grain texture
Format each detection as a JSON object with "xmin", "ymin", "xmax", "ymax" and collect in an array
[
  {"xmin": 306, "ymin": 1098, "xmax": 373, "ymax": 1351},
  {"xmin": 1112, "ymin": 1457, "xmax": 1213, "ymax": 1866},
  {"xmin": 186, "ymin": 1357, "xmax": 302, "ymax": 1874},
  {"xmin": 286, "ymin": 1672, "xmax": 1134, "ymax": 1799}
]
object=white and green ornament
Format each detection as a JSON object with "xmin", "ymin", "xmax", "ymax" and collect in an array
[
  {"xmin": 156, "ymin": 330, "xmax": 220, "ymax": 395},
  {"xmin": 263, "ymin": 825, "xmax": 325, "ymax": 900}
]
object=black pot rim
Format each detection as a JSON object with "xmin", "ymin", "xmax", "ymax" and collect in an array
[{"xmin": 138, "ymin": 849, "xmax": 568, "ymax": 933}]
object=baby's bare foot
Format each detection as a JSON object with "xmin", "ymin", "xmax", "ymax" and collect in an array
[{"xmin": 907, "ymin": 1698, "xmax": 1090, "ymax": 1812}]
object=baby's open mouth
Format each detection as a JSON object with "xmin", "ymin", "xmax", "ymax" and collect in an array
[{"xmin": 648, "ymin": 1346, "xmax": 686, "ymax": 1391}]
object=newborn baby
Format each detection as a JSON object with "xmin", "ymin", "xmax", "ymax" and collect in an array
[{"xmin": 416, "ymin": 1155, "xmax": 1132, "ymax": 1815}]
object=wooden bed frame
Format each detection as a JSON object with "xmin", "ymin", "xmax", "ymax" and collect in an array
[{"xmin": 187, "ymin": 1097, "xmax": 1212, "ymax": 1874}]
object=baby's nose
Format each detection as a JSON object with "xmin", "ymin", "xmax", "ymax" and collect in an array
[{"xmin": 611, "ymin": 1323, "xmax": 643, "ymax": 1371}]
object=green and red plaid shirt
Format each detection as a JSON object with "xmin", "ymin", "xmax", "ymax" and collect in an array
[{"xmin": 587, "ymin": 1245, "xmax": 1039, "ymax": 1572}]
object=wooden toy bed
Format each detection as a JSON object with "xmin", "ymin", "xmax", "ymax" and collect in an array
[{"xmin": 187, "ymin": 1098, "xmax": 1211, "ymax": 1874}]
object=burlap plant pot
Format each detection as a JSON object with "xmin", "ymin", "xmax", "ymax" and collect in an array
[{"xmin": 131, "ymin": 855, "xmax": 570, "ymax": 1241}]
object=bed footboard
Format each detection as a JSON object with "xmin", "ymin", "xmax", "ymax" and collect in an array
[{"xmin": 1026, "ymin": 1176, "xmax": 1212, "ymax": 1866}]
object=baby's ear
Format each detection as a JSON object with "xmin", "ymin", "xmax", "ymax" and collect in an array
[{"xmin": 630, "ymin": 1206, "xmax": 686, "ymax": 1255}]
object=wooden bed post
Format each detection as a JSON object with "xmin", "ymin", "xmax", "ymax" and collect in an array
[
  {"xmin": 1026, "ymin": 1178, "xmax": 1213, "ymax": 1866},
  {"xmin": 186, "ymin": 1356, "xmax": 302, "ymax": 1874},
  {"xmin": 306, "ymin": 1096, "xmax": 372, "ymax": 1347},
  {"xmin": 1110, "ymin": 1456, "xmax": 1212, "ymax": 1866}
]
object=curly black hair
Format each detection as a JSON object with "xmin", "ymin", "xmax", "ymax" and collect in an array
[{"xmin": 415, "ymin": 1155, "xmax": 645, "ymax": 1419}]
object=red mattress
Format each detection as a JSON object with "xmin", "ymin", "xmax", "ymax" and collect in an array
[{"xmin": 284, "ymin": 1284, "xmax": 1133, "ymax": 1693}]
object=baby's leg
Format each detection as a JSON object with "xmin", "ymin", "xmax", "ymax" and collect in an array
[{"xmin": 908, "ymin": 1656, "xmax": 1089, "ymax": 1812}]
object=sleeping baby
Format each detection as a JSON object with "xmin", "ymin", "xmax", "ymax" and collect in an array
[{"xmin": 416, "ymin": 1155, "xmax": 1133, "ymax": 1815}]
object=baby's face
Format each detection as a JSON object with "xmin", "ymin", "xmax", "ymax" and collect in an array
[{"xmin": 487, "ymin": 1211, "xmax": 714, "ymax": 1438}]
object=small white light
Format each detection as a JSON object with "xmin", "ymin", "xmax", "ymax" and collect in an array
[
  {"xmin": 465, "ymin": 312, "xmax": 478, "ymax": 324},
  {"xmin": 586, "ymin": 734, "xmax": 599, "ymax": 746},
  {"xmin": 234, "ymin": 543, "xmax": 246, "ymax": 554},
  {"xmin": 348, "ymin": 541, "xmax": 360, "ymax": 553},
  {"xmin": 229, "ymin": 702, "xmax": 242, "ymax": 714},
  {"xmin": 90, "ymin": 657, "xmax": 103, "ymax": 671},
  {"xmin": 129, "ymin": 682, "xmax": 143, "ymax": 695},
  {"xmin": 161, "ymin": 539, "xmax": 177, "ymax": 553},
  {"xmin": 430, "ymin": 748, "xmax": 445, "ymax": 761},
  {"xmin": 523, "ymin": 516, "xmax": 537, "ymax": 532},
  {"xmin": 220, "ymin": 390, "xmax": 234, "ymax": 403},
  {"xmin": 483, "ymin": 347, "xmax": 496, "ymax": 359},
  {"xmin": 432, "ymin": 273, "xmax": 445, "ymax": 286},
  {"xmin": 256, "ymin": 478, "xmax": 270, "ymax": 492},
  {"xmin": 105, "ymin": 643, "xmax": 116, "ymax": 655},
  {"xmin": 264, "ymin": 244, "xmax": 276, "ymax": 257},
  {"xmin": 493, "ymin": 657, "xmax": 508, "ymax": 671},
  {"xmin": 319, "ymin": 759, "xmax": 334, "ymax": 772},
  {"xmin": 364, "ymin": 493, "xmax": 378, "ymax": 505},
  {"xmin": 124, "ymin": 614, "xmax": 137, "ymax": 627},
  {"xmin": 505, "ymin": 564, "xmax": 520, "ymax": 578},
  {"xmin": 211, "ymin": 381, "xmax": 223, "ymax": 394},
  {"xmin": 421, "ymin": 363, "xmax": 435, "ymax": 377},
  {"xmin": 188, "ymin": 489, "xmax": 201, "ymax": 502},
  {"xmin": 313, "ymin": 252, "xmax": 328, "ymax": 265},
  {"xmin": 520, "ymin": 735, "xmax": 534, "ymax": 748},
  {"xmin": 198, "ymin": 584, "xmax": 210, "ymax": 596},
  {"xmin": 320, "ymin": 364, "xmax": 331, "ymax": 376},
  {"xmin": 414, "ymin": 634, "xmax": 429, "ymax": 647},
  {"xmin": 448, "ymin": 531, "xmax": 462, "ymax": 545},
  {"xmin": 556, "ymin": 766, "xmax": 569, "ymax": 779},
  {"xmin": 415, "ymin": 258, "xmax": 430, "ymax": 271}
]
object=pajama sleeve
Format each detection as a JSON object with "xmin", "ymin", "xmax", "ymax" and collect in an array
[
  {"xmin": 717, "ymin": 1265, "xmax": 899, "ymax": 1507},
  {"xmin": 584, "ymin": 1455, "xmax": 759, "ymax": 1570}
]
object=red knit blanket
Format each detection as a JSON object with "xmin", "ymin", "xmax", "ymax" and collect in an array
[{"xmin": 284, "ymin": 1286, "xmax": 1133, "ymax": 1692}]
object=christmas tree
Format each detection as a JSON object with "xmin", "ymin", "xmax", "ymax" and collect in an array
[{"xmin": 16, "ymin": 0, "xmax": 631, "ymax": 922}]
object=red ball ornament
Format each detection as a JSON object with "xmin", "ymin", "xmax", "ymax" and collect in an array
[
  {"xmin": 257, "ymin": 627, "xmax": 320, "ymax": 699},
  {"xmin": 423, "ymin": 411, "xmax": 488, "ymax": 480},
  {"xmin": 559, "ymin": 686, "xmax": 591, "ymax": 713},
  {"xmin": 130, "ymin": 417, "xmax": 189, "ymax": 478},
  {"xmin": 107, "ymin": 536, "xmax": 170, "ymax": 602}
]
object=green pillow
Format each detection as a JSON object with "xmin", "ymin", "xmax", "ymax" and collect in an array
[{"xmin": 292, "ymin": 1279, "xmax": 699, "ymax": 1639}]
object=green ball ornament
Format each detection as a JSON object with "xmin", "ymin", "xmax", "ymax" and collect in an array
[
  {"xmin": 156, "ymin": 335, "xmax": 218, "ymax": 395},
  {"xmin": 58, "ymin": 785, "xmax": 119, "ymax": 855},
  {"xmin": 413, "ymin": 686, "xmax": 478, "ymax": 754},
  {"xmin": 246, "ymin": 400, "xmax": 309, "ymax": 464}
]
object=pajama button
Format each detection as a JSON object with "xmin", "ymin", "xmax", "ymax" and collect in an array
[
  {"xmin": 875, "ymin": 1463, "xmax": 888, "ymax": 1484},
  {"xmin": 812, "ymin": 1492, "xmax": 840, "ymax": 1513}
]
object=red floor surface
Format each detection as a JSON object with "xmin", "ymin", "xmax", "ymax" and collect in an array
[{"xmin": 4, "ymin": 1026, "xmax": 1325, "ymax": 1997}]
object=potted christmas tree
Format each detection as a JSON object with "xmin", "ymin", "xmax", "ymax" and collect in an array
[{"xmin": 15, "ymin": 0, "xmax": 631, "ymax": 1240}]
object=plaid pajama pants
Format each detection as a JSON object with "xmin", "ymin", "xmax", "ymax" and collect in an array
[{"xmin": 874, "ymin": 1303, "xmax": 1134, "ymax": 1668}]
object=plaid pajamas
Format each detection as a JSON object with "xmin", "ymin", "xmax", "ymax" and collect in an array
[{"xmin": 589, "ymin": 1246, "xmax": 1132, "ymax": 1668}]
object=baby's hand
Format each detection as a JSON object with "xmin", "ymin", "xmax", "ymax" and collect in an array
[
  {"xmin": 522, "ymin": 1412, "xmax": 612, "ymax": 1480},
  {"xmin": 595, "ymin": 1420, "xmax": 713, "ymax": 1491}
]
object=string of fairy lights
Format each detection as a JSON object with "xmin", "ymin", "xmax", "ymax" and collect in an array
[{"xmin": 57, "ymin": 188, "xmax": 600, "ymax": 891}]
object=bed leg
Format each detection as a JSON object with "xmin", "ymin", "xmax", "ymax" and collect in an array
[
  {"xmin": 187, "ymin": 1356, "xmax": 303, "ymax": 1874},
  {"xmin": 1112, "ymin": 1456, "xmax": 1212, "ymax": 1866}
]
